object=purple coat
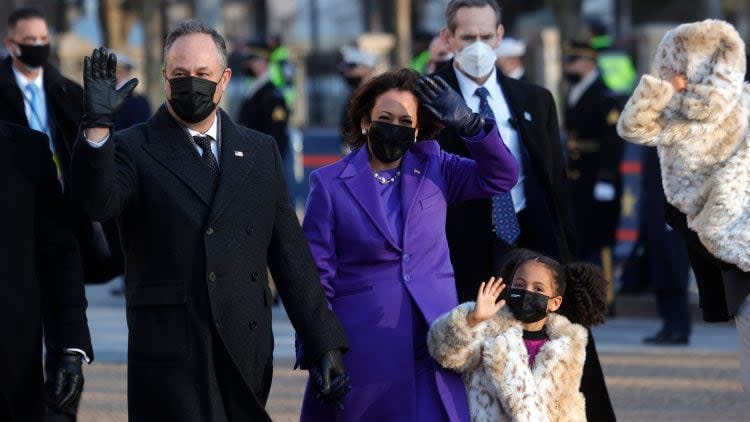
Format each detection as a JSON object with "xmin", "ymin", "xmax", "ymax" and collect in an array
[{"xmin": 300, "ymin": 124, "xmax": 519, "ymax": 421}]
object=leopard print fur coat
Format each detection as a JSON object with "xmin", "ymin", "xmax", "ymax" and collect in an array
[
  {"xmin": 617, "ymin": 19, "xmax": 750, "ymax": 271},
  {"xmin": 427, "ymin": 303, "xmax": 588, "ymax": 422}
]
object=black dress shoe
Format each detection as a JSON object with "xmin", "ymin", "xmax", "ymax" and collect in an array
[{"xmin": 643, "ymin": 331, "xmax": 690, "ymax": 345}]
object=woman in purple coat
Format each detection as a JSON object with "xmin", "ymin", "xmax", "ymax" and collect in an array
[{"xmin": 299, "ymin": 69, "xmax": 519, "ymax": 421}]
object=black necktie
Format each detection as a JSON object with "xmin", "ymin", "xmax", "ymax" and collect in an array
[{"xmin": 193, "ymin": 135, "xmax": 219, "ymax": 177}]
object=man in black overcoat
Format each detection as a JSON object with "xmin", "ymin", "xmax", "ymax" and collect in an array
[
  {"xmin": 0, "ymin": 121, "xmax": 92, "ymax": 422},
  {"xmin": 434, "ymin": 1, "xmax": 614, "ymax": 420},
  {"xmin": 71, "ymin": 21, "xmax": 349, "ymax": 421}
]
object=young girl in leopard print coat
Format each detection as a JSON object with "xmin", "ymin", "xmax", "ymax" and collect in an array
[{"xmin": 428, "ymin": 249, "xmax": 608, "ymax": 422}]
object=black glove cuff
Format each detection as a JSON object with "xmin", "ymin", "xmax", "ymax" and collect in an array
[
  {"xmin": 458, "ymin": 114, "xmax": 486, "ymax": 138},
  {"xmin": 82, "ymin": 113, "xmax": 115, "ymax": 129}
]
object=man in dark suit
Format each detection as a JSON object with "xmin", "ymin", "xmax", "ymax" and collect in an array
[
  {"xmin": 435, "ymin": 1, "xmax": 614, "ymax": 420},
  {"xmin": 563, "ymin": 41, "xmax": 625, "ymax": 305},
  {"xmin": 0, "ymin": 7, "xmax": 120, "ymax": 286},
  {"xmin": 237, "ymin": 40, "xmax": 289, "ymax": 160},
  {"xmin": 0, "ymin": 8, "xmax": 114, "ymax": 421},
  {"xmin": 72, "ymin": 21, "xmax": 349, "ymax": 421},
  {"xmin": 0, "ymin": 121, "xmax": 92, "ymax": 422},
  {"xmin": 435, "ymin": 0, "xmax": 576, "ymax": 302}
]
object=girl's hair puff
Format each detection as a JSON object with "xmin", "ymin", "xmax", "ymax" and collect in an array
[{"xmin": 558, "ymin": 262, "xmax": 608, "ymax": 327}]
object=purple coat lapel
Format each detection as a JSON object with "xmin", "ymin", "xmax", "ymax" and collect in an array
[
  {"xmin": 341, "ymin": 147, "xmax": 402, "ymax": 251},
  {"xmin": 399, "ymin": 145, "xmax": 429, "ymax": 240}
]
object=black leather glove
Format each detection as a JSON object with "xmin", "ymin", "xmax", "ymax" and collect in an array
[
  {"xmin": 82, "ymin": 46, "xmax": 139, "ymax": 128},
  {"xmin": 415, "ymin": 75, "xmax": 485, "ymax": 137},
  {"xmin": 310, "ymin": 349, "xmax": 350, "ymax": 410},
  {"xmin": 46, "ymin": 351, "xmax": 84, "ymax": 412}
]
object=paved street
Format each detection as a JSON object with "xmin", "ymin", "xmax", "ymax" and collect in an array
[{"xmin": 77, "ymin": 281, "xmax": 749, "ymax": 421}]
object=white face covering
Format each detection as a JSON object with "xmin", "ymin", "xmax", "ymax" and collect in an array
[{"xmin": 454, "ymin": 41, "xmax": 496, "ymax": 79}]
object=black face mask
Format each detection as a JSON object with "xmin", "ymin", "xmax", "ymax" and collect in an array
[
  {"xmin": 564, "ymin": 71, "xmax": 582, "ymax": 84},
  {"xmin": 505, "ymin": 288, "xmax": 550, "ymax": 323},
  {"xmin": 14, "ymin": 42, "xmax": 50, "ymax": 68},
  {"xmin": 168, "ymin": 76, "xmax": 220, "ymax": 123},
  {"xmin": 367, "ymin": 121, "xmax": 415, "ymax": 163}
]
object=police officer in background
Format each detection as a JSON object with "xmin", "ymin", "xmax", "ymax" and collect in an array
[
  {"xmin": 563, "ymin": 41, "xmax": 625, "ymax": 305},
  {"xmin": 237, "ymin": 40, "xmax": 289, "ymax": 160},
  {"xmin": 586, "ymin": 18, "xmax": 637, "ymax": 96}
]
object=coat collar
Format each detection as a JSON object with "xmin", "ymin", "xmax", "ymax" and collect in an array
[
  {"xmin": 207, "ymin": 109, "xmax": 258, "ymax": 224},
  {"xmin": 483, "ymin": 309, "xmax": 587, "ymax": 417},
  {"xmin": 142, "ymin": 105, "xmax": 258, "ymax": 222},
  {"xmin": 338, "ymin": 144, "xmax": 431, "ymax": 250},
  {"xmin": 340, "ymin": 146, "xmax": 401, "ymax": 250}
]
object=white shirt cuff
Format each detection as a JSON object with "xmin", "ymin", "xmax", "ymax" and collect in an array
[
  {"xmin": 86, "ymin": 133, "xmax": 110, "ymax": 148},
  {"xmin": 65, "ymin": 348, "xmax": 91, "ymax": 364}
]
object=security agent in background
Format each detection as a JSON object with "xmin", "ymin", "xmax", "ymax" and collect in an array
[
  {"xmin": 586, "ymin": 17, "xmax": 637, "ymax": 96},
  {"xmin": 494, "ymin": 36, "xmax": 526, "ymax": 80},
  {"xmin": 237, "ymin": 40, "xmax": 290, "ymax": 160},
  {"xmin": 0, "ymin": 7, "xmax": 113, "ymax": 421},
  {"xmin": 0, "ymin": 7, "xmax": 121, "ymax": 283},
  {"xmin": 0, "ymin": 121, "xmax": 92, "ymax": 422},
  {"xmin": 563, "ymin": 41, "xmax": 625, "ymax": 304}
]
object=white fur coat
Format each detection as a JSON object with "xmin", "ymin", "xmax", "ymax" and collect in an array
[
  {"xmin": 427, "ymin": 303, "xmax": 588, "ymax": 422},
  {"xmin": 617, "ymin": 19, "xmax": 750, "ymax": 271}
]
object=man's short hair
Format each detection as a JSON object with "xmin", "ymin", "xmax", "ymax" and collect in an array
[
  {"xmin": 444, "ymin": 0, "xmax": 502, "ymax": 32},
  {"xmin": 163, "ymin": 20, "xmax": 227, "ymax": 68},
  {"xmin": 8, "ymin": 7, "xmax": 46, "ymax": 31}
]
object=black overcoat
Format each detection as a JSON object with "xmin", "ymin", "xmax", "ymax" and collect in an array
[
  {"xmin": 71, "ymin": 106, "xmax": 347, "ymax": 421},
  {"xmin": 0, "ymin": 122, "xmax": 92, "ymax": 422}
]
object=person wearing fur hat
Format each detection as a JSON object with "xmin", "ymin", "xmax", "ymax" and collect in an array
[
  {"xmin": 428, "ymin": 249, "xmax": 608, "ymax": 421},
  {"xmin": 617, "ymin": 19, "xmax": 750, "ymax": 390}
]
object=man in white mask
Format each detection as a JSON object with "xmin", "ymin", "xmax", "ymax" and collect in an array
[{"xmin": 433, "ymin": 1, "xmax": 615, "ymax": 421}]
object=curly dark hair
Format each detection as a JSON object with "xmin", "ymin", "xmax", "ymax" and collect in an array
[
  {"xmin": 497, "ymin": 248, "xmax": 608, "ymax": 328},
  {"xmin": 343, "ymin": 68, "xmax": 443, "ymax": 150},
  {"xmin": 557, "ymin": 263, "xmax": 608, "ymax": 327}
]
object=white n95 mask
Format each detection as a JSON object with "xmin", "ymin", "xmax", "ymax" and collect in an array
[{"xmin": 454, "ymin": 41, "xmax": 496, "ymax": 78}]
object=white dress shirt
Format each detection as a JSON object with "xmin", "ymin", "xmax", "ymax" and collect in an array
[
  {"xmin": 453, "ymin": 65, "xmax": 527, "ymax": 212},
  {"xmin": 186, "ymin": 114, "xmax": 220, "ymax": 166}
]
